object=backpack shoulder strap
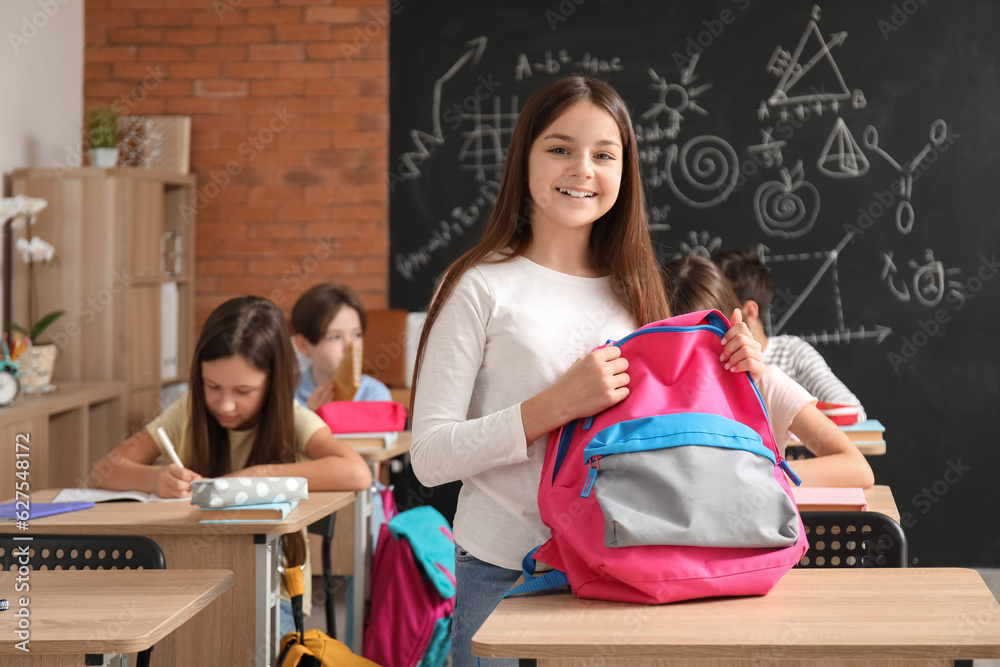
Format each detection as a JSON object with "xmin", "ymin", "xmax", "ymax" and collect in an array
[{"xmin": 500, "ymin": 546, "xmax": 570, "ymax": 600}]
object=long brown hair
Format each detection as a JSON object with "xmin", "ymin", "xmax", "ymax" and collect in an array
[
  {"xmin": 411, "ymin": 75, "xmax": 669, "ymax": 409},
  {"xmin": 188, "ymin": 295, "xmax": 306, "ymax": 565},
  {"xmin": 662, "ymin": 255, "xmax": 742, "ymax": 315}
]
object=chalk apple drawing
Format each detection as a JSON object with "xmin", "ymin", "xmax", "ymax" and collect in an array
[{"xmin": 754, "ymin": 161, "xmax": 819, "ymax": 239}]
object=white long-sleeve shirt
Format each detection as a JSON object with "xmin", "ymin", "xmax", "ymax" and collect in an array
[{"xmin": 410, "ymin": 255, "xmax": 635, "ymax": 569}]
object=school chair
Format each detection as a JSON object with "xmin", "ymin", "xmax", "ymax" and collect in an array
[
  {"xmin": 796, "ymin": 511, "xmax": 908, "ymax": 568},
  {"xmin": 307, "ymin": 513, "xmax": 340, "ymax": 639},
  {"xmin": 0, "ymin": 533, "xmax": 165, "ymax": 667}
]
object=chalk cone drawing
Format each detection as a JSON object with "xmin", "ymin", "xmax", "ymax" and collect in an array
[
  {"xmin": 818, "ymin": 118, "xmax": 869, "ymax": 178},
  {"xmin": 754, "ymin": 161, "xmax": 819, "ymax": 239}
]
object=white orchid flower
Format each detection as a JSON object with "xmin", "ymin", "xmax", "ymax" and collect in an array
[
  {"xmin": 0, "ymin": 198, "xmax": 19, "ymax": 225},
  {"xmin": 16, "ymin": 236, "xmax": 56, "ymax": 264},
  {"xmin": 1, "ymin": 196, "xmax": 48, "ymax": 228}
]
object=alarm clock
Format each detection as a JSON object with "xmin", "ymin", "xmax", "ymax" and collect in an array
[{"xmin": 0, "ymin": 361, "xmax": 20, "ymax": 407}]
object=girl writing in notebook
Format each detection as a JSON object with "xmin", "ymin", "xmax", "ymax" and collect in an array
[
  {"xmin": 90, "ymin": 296, "xmax": 371, "ymax": 634},
  {"xmin": 409, "ymin": 75, "xmax": 764, "ymax": 666},
  {"xmin": 662, "ymin": 255, "xmax": 875, "ymax": 488}
]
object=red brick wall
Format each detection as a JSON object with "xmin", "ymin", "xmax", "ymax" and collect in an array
[{"xmin": 84, "ymin": 0, "xmax": 390, "ymax": 328}]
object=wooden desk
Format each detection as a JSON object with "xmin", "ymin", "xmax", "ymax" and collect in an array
[
  {"xmin": 343, "ymin": 430, "xmax": 411, "ymax": 464},
  {"xmin": 864, "ymin": 484, "xmax": 899, "ymax": 523},
  {"xmin": 0, "ymin": 569, "xmax": 232, "ymax": 666},
  {"xmin": 0, "ymin": 490, "xmax": 355, "ymax": 666},
  {"xmin": 473, "ymin": 568, "xmax": 1000, "ymax": 665}
]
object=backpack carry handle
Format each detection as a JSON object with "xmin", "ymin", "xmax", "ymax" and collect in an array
[{"xmin": 656, "ymin": 309, "xmax": 731, "ymax": 333}]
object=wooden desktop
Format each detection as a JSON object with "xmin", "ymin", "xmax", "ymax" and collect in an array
[
  {"xmin": 473, "ymin": 568, "xmax": 1000, "ymax": 665},
  {"xmin": 0, "ymin": 490, "xmax": 356, "ymax": 665}
]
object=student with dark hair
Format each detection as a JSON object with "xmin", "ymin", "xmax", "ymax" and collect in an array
[
  {"xmin": 664, "ymin": 255, "xmax": 873, "ymax": 489},
  {"xmin": 90, "ymin": 295, "xmax": 371, "ymax": 636},
  {"xmin": 713, "ymin": 247, "xmax": 866, "ymax": 420},
  {"xmin": 291, "ymin": 283, "xmax": 391, "ymax": 410}
]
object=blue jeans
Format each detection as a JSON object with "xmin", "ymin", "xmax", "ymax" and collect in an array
[
  {"xmin": 452, "ymin": 544, "xmax": 520, "ymax": 667},
  {"xmin": 279, "ymin": 599, "xmax": 295, "ymax": 638}
]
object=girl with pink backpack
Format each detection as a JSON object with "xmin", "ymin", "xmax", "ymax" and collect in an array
[{"xmin": 409, "ymin": 75, "xmax": 765, "ymax": 666}]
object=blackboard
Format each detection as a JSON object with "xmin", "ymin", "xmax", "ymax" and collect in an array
[{"xmin": 389, "ymin": 0, "xmax": 1000, "ymax": 566}]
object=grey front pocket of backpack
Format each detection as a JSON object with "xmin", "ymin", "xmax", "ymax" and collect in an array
[{"xmin": 581, "ymin": 413, "xmax": 800, "ymax": 549}]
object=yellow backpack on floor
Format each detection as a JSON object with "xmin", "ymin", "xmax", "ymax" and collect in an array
[{"xmin": 278, "ymin": 566, "xmax": 380, "ymax": 667}]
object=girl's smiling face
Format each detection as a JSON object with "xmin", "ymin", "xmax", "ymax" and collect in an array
[
  {"xmin": 201, "ymin": 354, "xmax": 269, "ymax": 430},
  {"xmin": 527, "ymin": 101, "xmax": 623, "ymax": 235}
]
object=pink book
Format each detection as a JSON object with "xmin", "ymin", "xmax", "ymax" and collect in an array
[{"xmin": 791, "ymin": 486, "xmax": 869, "ymax": 512}]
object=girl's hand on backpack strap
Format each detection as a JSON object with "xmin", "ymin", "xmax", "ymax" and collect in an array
[{"xmin": 720, "ymin": 308, "xmax": 765, "ymax": 382}]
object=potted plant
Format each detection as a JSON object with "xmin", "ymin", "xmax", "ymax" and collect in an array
[{"xmin": 86, "ymin": 106, "xmax": 121, "ymax": 167}]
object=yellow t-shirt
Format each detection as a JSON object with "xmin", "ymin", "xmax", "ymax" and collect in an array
[{"xmin": 146, "ymin": 392, "xmax": 327, "ymax": 610}]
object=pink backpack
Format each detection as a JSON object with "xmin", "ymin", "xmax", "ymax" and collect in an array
[
  {"xmin": 516, "ymin": 310, "xmax": 808, "ymax": 604},
  {"xmin": 363, "ymin": 489, "xmax": 455, "ymax": 667}
]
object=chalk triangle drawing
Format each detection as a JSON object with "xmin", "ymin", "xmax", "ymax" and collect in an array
[
  {"xmin": 818, "ymin": 118, "xmax": 869, "ymax": 178},
  {"xmin": 769, "ymin": 18, "xmax": 851, "ymax": 106}
]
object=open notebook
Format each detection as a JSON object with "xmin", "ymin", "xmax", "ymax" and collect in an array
[{"xmin": 53, "ymin": 488, "xmax": 189, "ymax": 503}]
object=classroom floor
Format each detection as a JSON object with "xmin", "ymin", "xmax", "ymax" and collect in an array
[{"xmin": 306, "ymin": 569, "xmax": 1000, "ymax": 662}]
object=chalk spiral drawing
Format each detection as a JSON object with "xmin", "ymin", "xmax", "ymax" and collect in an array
[
  {"xmin": 664, "ymin": 136, "xmax": 739, "ymax": 209},
  {"xmin": 863, "ymin": 119, "xmax": 949, "ymax": 234},
  {"xmin": 639, "ymin": 58, "xmax": 738, "ymax": 208}
]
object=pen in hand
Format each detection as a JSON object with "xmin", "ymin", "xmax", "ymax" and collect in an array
[{"xmin": 157, "ymin": 427, "xmax": 185, "ymax": 469}]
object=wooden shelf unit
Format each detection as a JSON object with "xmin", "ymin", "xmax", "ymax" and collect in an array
[
  {"xmin": 0, "ymin": 381, "xmax": 125, "ymax": 500},
  {"xmin": 11, "ymin": 167, "xmax": 196, "ymax": 435}
]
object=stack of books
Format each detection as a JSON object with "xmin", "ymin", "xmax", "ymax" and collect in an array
[
  {"xmin": 791, "ymin": 486, "xmax": 869, "ymax": 512},
  {"xmin": 840, "ymin": 419, "xmax": 885, "ymax": 448},
  {"xmin": 336, "ymin": 430, "xmax": 400, "ymax": 450},
  {"xmin": 198, "ymin": 499, "xmax": 299, "ymax": 523}
]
